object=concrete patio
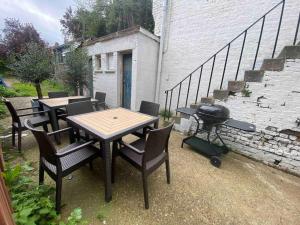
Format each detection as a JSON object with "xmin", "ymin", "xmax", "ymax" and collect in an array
[{"xmin": 2, "ymin": 127, "xmax": 300, "ymax": 225}]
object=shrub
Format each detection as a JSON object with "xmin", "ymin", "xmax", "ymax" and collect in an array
[
  {"xmin": 241, "ymin": 87, "xmax": 252, "ymax": 97},
  {"xmin": 160, "ymin": 109, "xmax": 173, "ymax": 119},
  {"xmin": 0, "ymin": 86, "xmax": 19, "ymax": 97},
  {"xmin": 0, "ymin": 101, "xmax": 8, "ymax": 119},
  {"xmin": 2, "ymin": 163, "xmax": 87, "ymax": 225}
]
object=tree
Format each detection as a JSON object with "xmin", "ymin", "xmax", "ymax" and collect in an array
[
  {"xmin": 1, "ymin": 19, "xmax": 44, "ymax": 56},
  {"xmin": 60, "ymin": 0, "xmax": 154, "ymax": 40},
  {"xmin": 60, "ymin": 7, "xmax": 83, "ymax": 39},
  {"xmin": 63, "ymin": 47, "xmax": 90, "ymax": 95},
  {"xmin": 10, "ymin": 42, "xmax": 53, "ymax": 99}
]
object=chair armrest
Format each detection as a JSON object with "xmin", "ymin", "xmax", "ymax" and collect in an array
[
  {"xmin": 56, "ymin": 140, "xmax": 95, "ymax": 157},
  {"xmin": 47, "ymin": 127, "xmax": 73, "ymax": 136},
  {"xmin": 18, "ymin": 110, "xmax": 49, "ymax": 117},
  {"xmin": 120, "ymin": 140, "xmax": 144, "ymax": 154},
  {"xmin": 58, "ymin": 113, "xmax": 67, "ymax": 118},
  {"xmin": 145, "ymin": 125, "xmax": 154, "ymax": 131},
  {"xmin": 16, "ymin": 106, "xmax": 40, "ymax": 111}
]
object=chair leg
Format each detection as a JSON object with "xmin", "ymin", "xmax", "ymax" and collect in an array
[
  {"xmin": 17, "ymin": 129, "xmax": 22, "ymax": 152},
  {"xmin": 42, "ymin": 124, "xmax": 48, "ymax": 132},
  {"xmin": 142, "ymin": 172, "xmax": 149, "ymax": 209},
  {"xmin": 55, "ymin": 177, "xmax": 62, "ymax": 212},
  {"xmin": 39, "ymin": 163, "xmax": 44, "ymax": 185},
  {"xmin": 165, "ymin": 159, "xmax": 171, "ymax": 184},
  {"xmin": 12, "ymin": 126, "xmax": 16, "ymax": 147},
  {"xmin": 89, "ymin": 161, "xmax": 94, "ymax": 170}
]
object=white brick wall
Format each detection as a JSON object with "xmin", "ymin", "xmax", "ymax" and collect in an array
[
  {"xmin": 153, "ymin": 0, "xmax": 300, "ymax": 107},
  {"xmin": 177, "ymin": 59, "xmax": 300, "ymax": 175}
]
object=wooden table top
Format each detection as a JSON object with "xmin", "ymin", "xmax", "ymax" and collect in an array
[
  {"xmin": 67, "ymin": 108, "xmax": 158, "ymax": 140},
  {"xmin": 39, "ymin": 96, "xmax": 97, "ymax": 108}
]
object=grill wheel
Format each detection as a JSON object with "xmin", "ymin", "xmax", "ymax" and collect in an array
[{"xmin": 210, "ymin": 156, "xmax": 221, "ymax": 168}]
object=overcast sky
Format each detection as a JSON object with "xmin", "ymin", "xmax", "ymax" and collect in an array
[{"xmin": 0, "ymin": 0, "xmax": 76, "ymax": 45}]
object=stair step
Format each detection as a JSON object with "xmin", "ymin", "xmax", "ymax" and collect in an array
[
  {"xmin": 244, "ymin": 70, "xmax": 264, "ymax": 82},
  {"xmin": 200, "ymin": 97, "xmax": 215, "ymax": 104},
  {"xmin": 228, "ymin": 81, "xmax": 245, "ymax": 92},
  {"xmin": 277, "ymin": 45, "xmax": 300, "ymax": 59},
  {"xmin": 261, "ymin": 58, "xmax": 285, "ymax": 71},
  {"xmin": 190, "ymin": 103, "xmax": 200, "ymax": 109},
  {"xmin": 213, "ymin": 90, "xmax": 229, "ymax": 100}
]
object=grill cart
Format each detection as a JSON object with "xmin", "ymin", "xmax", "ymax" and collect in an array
[{"xmin": 177, "ymin": 104, "xmax": 256, "ymax": 168}]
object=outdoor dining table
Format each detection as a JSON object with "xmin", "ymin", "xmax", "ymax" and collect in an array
[
  {"xmin": 66, "ymin": 107, "xmax": 159, "ymax": 202},
  {"xmin": 39, "ymin": 96, "xmax": 98, "ymax": 144}
]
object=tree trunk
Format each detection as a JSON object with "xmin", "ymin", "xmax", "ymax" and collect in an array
[
  {"xmin": 79, "ymin": 83, "xmax": 83, "ymax": 96},
  {"xmin": 34, "ymin": 82, "xmax": 43, "ymax": 99}
]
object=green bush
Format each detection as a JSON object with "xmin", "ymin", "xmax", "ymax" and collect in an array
[
  {"xmin": 2, "ymin": 163, "xmax": 87, "ymax": 225},
  {"xmin": 160, "ymin": 109, "xmax": 173, "ymax": 119},
  {"xmin": 0, "ymin": 86, "xmax": 19, "ymax": 97},
  {"xmin": 0, "ymin": 101, "xmax": 7, "ymax": 119}
]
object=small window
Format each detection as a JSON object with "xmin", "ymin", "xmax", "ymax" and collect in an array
[
  {"xmin": 95, "ymin": 55, "xmax": 101, "ymax": 70},
  {"xmin": 106, "ymin": 53, "xmax": 114, "ymax": 70}
]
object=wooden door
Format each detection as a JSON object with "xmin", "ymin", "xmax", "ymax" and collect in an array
[{"xmin": 122, "ymin": 54, "xmax": 132, "ymax": 109}]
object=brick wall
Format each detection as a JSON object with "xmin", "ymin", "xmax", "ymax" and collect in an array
[
  {"xmin": 153, "ymin": 0, "xmax": 300, "ymax": 106},
  {"xmin": 177, "ymin": 59, "xmax": 300, "ymax": 175}
]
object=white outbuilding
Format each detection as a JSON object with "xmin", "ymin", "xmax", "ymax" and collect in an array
[{"xmin": 85, "ymin": 26, "xmax": 160, "ymax": 111}]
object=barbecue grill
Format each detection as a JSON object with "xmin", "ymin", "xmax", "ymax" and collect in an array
[{"xmin": 177, "ymin": 104, "xmax": 255, "ymax": 168}]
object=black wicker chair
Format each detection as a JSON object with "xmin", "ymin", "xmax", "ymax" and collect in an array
[
  {"xmin": 132, "ymin": 101, "xmax": 160, "ymax": 138},
  {"xmin": 3, "ymin": 98, "xmax": 49, "ymax": 152},
  {"xmin": 48, "ymin": 91, "xmax": 68, "ymax": 98},
  {"xmin": 24, "ymin": 119, "xmax": 103, "ymax": 212},
  {"xmin": 48, "ymin": 92, "xmax": 69, "ymax": 119},
  {"xmin": 95, "ymin": 92, "xmax": 108, "ymax": 110},
  {"xmin": 112, "ymin": 122, "xmax": 173, "ymax": 209},
  {"xmin": 68, "ymin": 97, "xmax": 91, "ymax": 104},
  {"xmin": 66, "ymin": 101, "xmax": 95, "ymax": 141}
]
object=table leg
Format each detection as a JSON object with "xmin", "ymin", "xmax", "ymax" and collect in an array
[
  {"xmin": 47, "ymin": 107, "xmax": 60, "ymax": 144},
  {"xmin": 103, "ymin": 140, "xmax": 112, "ymax": 202},
  {"xmin": 154, "ymin": 120, "xmax": 159, "ymax": 129}
]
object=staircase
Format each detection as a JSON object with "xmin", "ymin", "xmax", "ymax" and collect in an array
[
  {"xmin": 163, "ymin": 0, "xmax": 300, "ymax": 121},
  {"xmin": 162, "ymin": 1, "xmax": 300, "ymax": 175}
]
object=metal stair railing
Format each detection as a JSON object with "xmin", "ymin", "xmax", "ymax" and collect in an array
[{"xmin": 163, "ymin": 0, "xmax": 300, "ymax": 121}]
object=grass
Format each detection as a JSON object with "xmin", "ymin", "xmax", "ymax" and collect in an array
[
  {"xmin": 12, "ymin": 80, "xmax": 65, "ymax": 97},
  {"xmin": 0, "ymin": 79, "xmax": 65, "ymax": 119}
]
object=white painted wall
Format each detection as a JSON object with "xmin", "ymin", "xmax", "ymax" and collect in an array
[
  {"xmin": 86, "ymin": 29, "xmax": 159, "ymax": 110},
  {"xmin": 135, "ymin": 33, "xmax": 160, "ymax": 107},
  {"xmin": 153, "ymin": 0, "xmax": 300, "ymax": 106},
  {"xmin": 176, "ymin": 59, "xmax": 300, "ymax": 175}
]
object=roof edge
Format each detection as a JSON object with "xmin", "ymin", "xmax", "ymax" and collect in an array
[{"xmin": 84, "ymin": 26, "xmax": 159, "ymax": 46}]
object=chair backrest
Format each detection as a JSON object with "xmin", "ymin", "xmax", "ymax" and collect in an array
[
  {"xmin": 24, "ymin": 119, "xmax": 57, "ymax": 165},
  {"xmin": 95, "ymin": 92, "xmax": 106, "ymax": 103},
  {"xmin": 48, "ymin": 91, "xmax": 68, "ymax": 98},
  {"xmin": 143, "ymin": 122, "xmax": 174, "ymax": 164},
  {"xmin": 3, "ymin": 98, "xmax": 20, "ymax": 124},
  {"xmin": 66, "ymin": 101, "xmax": 94, "ymax": 116},
  {"xmin": 68, "ymin": 97, "xmax": 91, "ymax": 104},
  {"xmin": 139, "ymin": 101, "xmax": 160, "ymax": 117}
]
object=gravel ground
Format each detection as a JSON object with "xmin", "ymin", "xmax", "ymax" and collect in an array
[{"xmin": 3, "ymin": 128, "xmax": 299, "ymax": 225}]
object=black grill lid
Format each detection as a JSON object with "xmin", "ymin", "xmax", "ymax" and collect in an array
[{"xmin": 196, "ymin": 104, "xmax": 230, "ymax": 124}]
